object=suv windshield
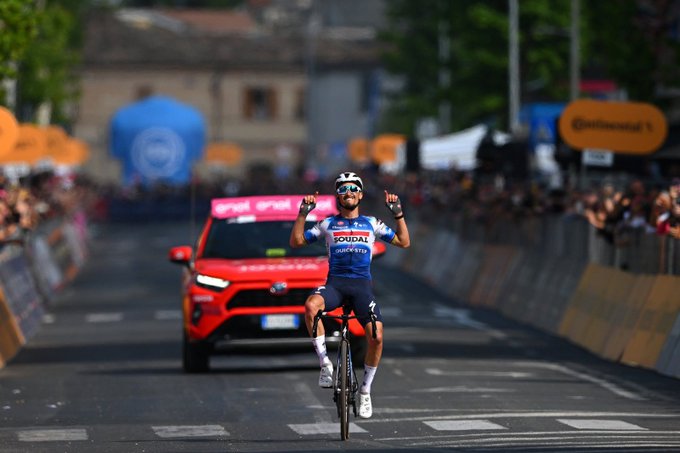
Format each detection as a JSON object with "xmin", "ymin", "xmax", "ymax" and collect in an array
[{"xmin": 201, "ymin": 219, "xmax": 327, "ymax": 259}]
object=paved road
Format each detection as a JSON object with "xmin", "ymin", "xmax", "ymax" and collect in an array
[{"xmin": 1, "ymin": 222, "xmax": 679, "ymax": 452}]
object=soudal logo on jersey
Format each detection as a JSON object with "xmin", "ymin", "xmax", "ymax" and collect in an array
[{"xmin": 332, "ymin": 231, "xmax": 369, "ymax": 243}]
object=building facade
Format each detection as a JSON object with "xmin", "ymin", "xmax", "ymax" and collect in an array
[{"xmin": 74, "ymin": 2, "xmax": 386, "ymax": 185}]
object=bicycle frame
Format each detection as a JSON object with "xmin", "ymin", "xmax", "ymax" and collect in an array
[{"xmin": 313, "ymin": 303, "xmax": 376, "ymax": 440}]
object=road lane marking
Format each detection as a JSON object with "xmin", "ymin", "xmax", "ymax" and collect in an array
[
  {"xmin": 288, "ymin": 422, "xmax": 367, "ymax": 435},
  {"xmin": 293, "ymin": 381, "xmax": 332, "ymax": 424},
  {"xmin": 85, "ymin": 313, "xmax": 123, "ymax": 323},
  {"xmin": 425, "ymin": 420, "xmax": 507, "ymax": 431},
  {"xmin": 413, "ymin": 386, "xmax": 514, "ymax": 393},
  {"xmin": 557, "ymin": 419, "xmax": 648, "ymax": 430},
  {"xmin": 154, "ymin": 309, "xmax": 181, "ymax": 320},
  {"xmin": 42, "ymin": 314, "xmax": 56, "ymax": 324},
  {"xmin": 377, "ymin": 430, "xmax": 680, "ymax": 442},
  {"xmin": 357, "ymin": 411, "xmax": 680, "ymax": 424},
  {"xmin": 152, "ymin": 425, "xmax": 228, "ymax": 438},
  {"xmin": 17, "ymin": 429, "xmax": 88, "ymax": 442},
  {"xmin": 433, "ymin": 305, "xmax": 507, "ymax": 339},
  {"xmin": 513, "ymin": 361, "xmax": 646, "ymax": 401},
  {"xmin": 426, "ymin": 368, "xmax": 533, "ymax": 379},
  {"xmin": 409, "ymin": 437, "xmax": 680, "ymax": 449}
]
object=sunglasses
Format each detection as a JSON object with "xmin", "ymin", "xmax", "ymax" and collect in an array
[{"xmin": 336, "ymin": 185, "xmax": 362, "ymax": 195}]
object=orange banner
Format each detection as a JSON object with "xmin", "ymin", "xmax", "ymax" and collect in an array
[
  {"xmin": 348, "ymin": 138, "xmax": 369, "ymax": 163},
  {"xmin": 0, "ymin": 124, "xmax": 47, "ymax": 164},
  {"xmin": 205, "ymin": 142, "xmax": 242, "ymax": 165},
  {"xmin": 558, "ymin": 99, "xmax": 667, "ymax": 154},
  {"xmin": 371, "ymin": 134, "xmax": 405, "ymax": 164},
  {"xmin": 0, "ymin": 107, "xmax": 19, "ymax": 159}
]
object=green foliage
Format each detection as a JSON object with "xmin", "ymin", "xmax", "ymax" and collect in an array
[
  {"xmin": 583, "ymin": 1, "xmax": 656, "ymax": 102},
  {"xmin": 380, "ymin": 0, "xmax": 677, "ymax": 134},
  {"xmin": 0, "ymin": 0, "xmax": 38, "ymax": 81},
  {"xmin": 120, "ymin": 0, "xmax": 245, "ymax": 7},
  {"xmin": 18, "ymin": 4, "xmax": 80, "ymax": 123}
]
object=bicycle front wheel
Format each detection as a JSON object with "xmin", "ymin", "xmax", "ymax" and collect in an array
[{"xmin": 339, "ymin": 339, "xmax": 351, "ymax": 440}]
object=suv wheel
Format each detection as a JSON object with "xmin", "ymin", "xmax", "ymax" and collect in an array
[{"xmin": 183, "ymin": 331, "xmax": 210, "ymax": 373}]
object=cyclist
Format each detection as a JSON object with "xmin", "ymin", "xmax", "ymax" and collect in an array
[{"xmin": 289, "ymin": 171, "xmax": 410, "ymax": 418}]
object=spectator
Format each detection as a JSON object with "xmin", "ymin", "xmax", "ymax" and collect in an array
[
  {"xmin": 653, "ymin": 191, "xmax": 673, "ymax": 236},
  {"xmin": 0, "ymin": 198, "xmax": 20, "ymax": 244}
]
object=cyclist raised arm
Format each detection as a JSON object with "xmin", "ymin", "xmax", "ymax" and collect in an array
[{"xmin": 289, "ymin": 171, "xmax": 410, "ymax": 419}]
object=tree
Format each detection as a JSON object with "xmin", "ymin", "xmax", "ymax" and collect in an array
[
  {"xmin": 0, "ymin": 0, "xmax": 38, "ymax": 105},
  {"xmin": 379, "ymin": 0, "xmax": 573, "ymax": 135},
  {"xmin": 120, "ymin": 0, "xmax": 245, "ymax": 7},
  {"xmin": 18, "ymin": 4, "xmax": 80, "ymax": 124},
  {"xmin": 379, "ymin": 0, "xmax": 680, "ymax": 135},
  {"xmin": 583, "ymin": 0, "xmax": 679, "ymax": 103}
]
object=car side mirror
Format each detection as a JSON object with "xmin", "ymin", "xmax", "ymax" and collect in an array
[
  {"xmin": 373, "ymin": 242, "xmax": 387, "ymax": 259},
  {"xmin": 169, "ymin": 246, "xmax": 193, "ymax": 266}
]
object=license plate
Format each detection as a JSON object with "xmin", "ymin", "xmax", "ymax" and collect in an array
[{"xmin": 261, "ymin": 314, "xmax": 299, "ymax": 330}]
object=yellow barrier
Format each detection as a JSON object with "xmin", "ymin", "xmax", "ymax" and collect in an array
[
  {"xmin": 601, "ymin": 275, "xmax": 655, "ymax": 361},
  {"xmin": 559, "ymin": 263, "xmax": 611, "ymax": 344},
  {"xmin": 580, "ymin": 268, "xmax": 636, "ymax": 356},
  {"xmin": 0, "ymin": 287, "xmax": 24, "ymax": 367},
  {"xmin": 621, "ymin": 275, "xmax": 680, "ymax": 368}
]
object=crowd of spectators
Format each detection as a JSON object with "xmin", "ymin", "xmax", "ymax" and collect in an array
[
  {"xmin": 357, "ymin": 169, "xmax": 680, "ymax": 243},
  {"xmin": 579, "ymin": 178, "xmax": 680, "ymax": 243},
  {"xmin": 3, "ymin": 162, "xmax": 676, "ymax": 273},
  {"xmin": 0, "ymin": 170, "xmax": 93, "ymax": 246}
]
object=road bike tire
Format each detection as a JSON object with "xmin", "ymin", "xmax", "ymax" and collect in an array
[{"xmin": 340, "ymin": 339, "xmax": 350, "ymax": 440}]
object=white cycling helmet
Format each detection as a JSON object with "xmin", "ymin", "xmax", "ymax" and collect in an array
[{"xmin": 335, "ymin": 171, "xmax": 363, "ymax": 190}]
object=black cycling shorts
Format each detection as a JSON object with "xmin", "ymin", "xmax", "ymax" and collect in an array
[{"xmin": 312, "ymin": 276, "xmax": 383, "ymax": 326}]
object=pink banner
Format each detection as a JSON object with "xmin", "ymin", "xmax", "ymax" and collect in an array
[{"xmin": 211, "ymin": 195, "xmax": 337, "ymax": 220}]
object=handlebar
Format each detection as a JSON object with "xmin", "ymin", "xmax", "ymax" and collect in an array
[{"xmin": 312, "ymin": 307, "xmax": 377, "ymax": 340}]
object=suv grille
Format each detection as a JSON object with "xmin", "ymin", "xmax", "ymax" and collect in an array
[{"xmin": 228, "ymin": 288, "xmax": 311, "ymax": 308}]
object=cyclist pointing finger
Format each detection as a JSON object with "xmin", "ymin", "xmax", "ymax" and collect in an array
[{"xmin": 289, "ymin": 171, "xmax": 410, "ymax": 419}]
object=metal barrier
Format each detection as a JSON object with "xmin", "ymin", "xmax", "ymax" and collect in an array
[
  {"xmin": 409, "ymin": 200, "xmax": 679, "ymax": 276},
  {"xmin": 0, "ymin": 214, "xmax": 88, "ymax": 368}
]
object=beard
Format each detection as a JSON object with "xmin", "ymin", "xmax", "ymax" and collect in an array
[{"xmin": 338, "ymin": 196, "xmax": 360, "ymax": 211}]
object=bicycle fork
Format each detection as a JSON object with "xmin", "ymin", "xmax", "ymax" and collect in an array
[{"xmin": 333, "ymin": 327, "xmax": 359, "ymax": 417}]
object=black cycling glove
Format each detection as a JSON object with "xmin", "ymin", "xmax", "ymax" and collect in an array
[
  {"xmin": 299, "ymin": 199, "xmax": 316, "ymax": 215},
  {"xmin": 385, "ymin": 197, "xmax": 403, "ymax": 218}
]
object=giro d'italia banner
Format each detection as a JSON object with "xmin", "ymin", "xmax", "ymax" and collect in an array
[{"xmin": 110, "ymin": 96, "xmax": 206, "ymax": 186}]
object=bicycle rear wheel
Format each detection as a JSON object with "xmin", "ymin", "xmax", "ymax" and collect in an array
[{"xmin": 339, "ymin": 339, "xmax": 351, "ymax": 440}]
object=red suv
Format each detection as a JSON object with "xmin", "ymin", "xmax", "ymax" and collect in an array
[{"xmin": 169, "ymin": 195, "xmax": 383, "ymax": 372}]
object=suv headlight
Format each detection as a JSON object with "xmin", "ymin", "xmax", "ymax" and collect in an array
[{"xmin": 195, "ymin": 274, "xmax": 230, "ymax": 291}]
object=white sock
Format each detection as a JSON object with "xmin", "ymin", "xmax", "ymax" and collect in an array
[
  {"xmin": 312, "ymin": 335, "xmax": 331, "ymax": 367},
  {"xmin": 361, "ymin": 365, "xmax": 377, "ymax": 394}
]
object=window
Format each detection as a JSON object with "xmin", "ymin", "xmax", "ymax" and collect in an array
[
  {"xmin": 202, "ymin": 220, "xmax": 326, "ymax": 259},
  {"xmin": 243, "ymin": 86, "xmax": 277, "ymax": 120}
]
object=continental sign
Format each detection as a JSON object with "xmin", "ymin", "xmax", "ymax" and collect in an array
[{"xmin": 558, "ymin": 99, "xmax": 667, "ymax": 155}]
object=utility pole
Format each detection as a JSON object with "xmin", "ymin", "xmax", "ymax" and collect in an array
[
  {"xmin": 570, "ymin": 0, "xmax": 580, "ymax": 101},
  {"xmin": 508, "ymin": 0, "xmax": 520, "ymax": 133},
  {"xmin": 438, "ymin": 3, "xmax": 451, "ymax": 135},
  {"xmin": 305, "ymin": 0, "xmax": 320, "ymax": 166}
]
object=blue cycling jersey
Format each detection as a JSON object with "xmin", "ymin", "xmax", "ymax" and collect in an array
[{"xmin": 303, "ymin": 214, "xmax": 396, "ymax": 279}]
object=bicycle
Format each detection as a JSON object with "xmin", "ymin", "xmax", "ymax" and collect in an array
[{"xmin": 312, "ymin": 303, "xmax": 377, "ymax": 440}]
